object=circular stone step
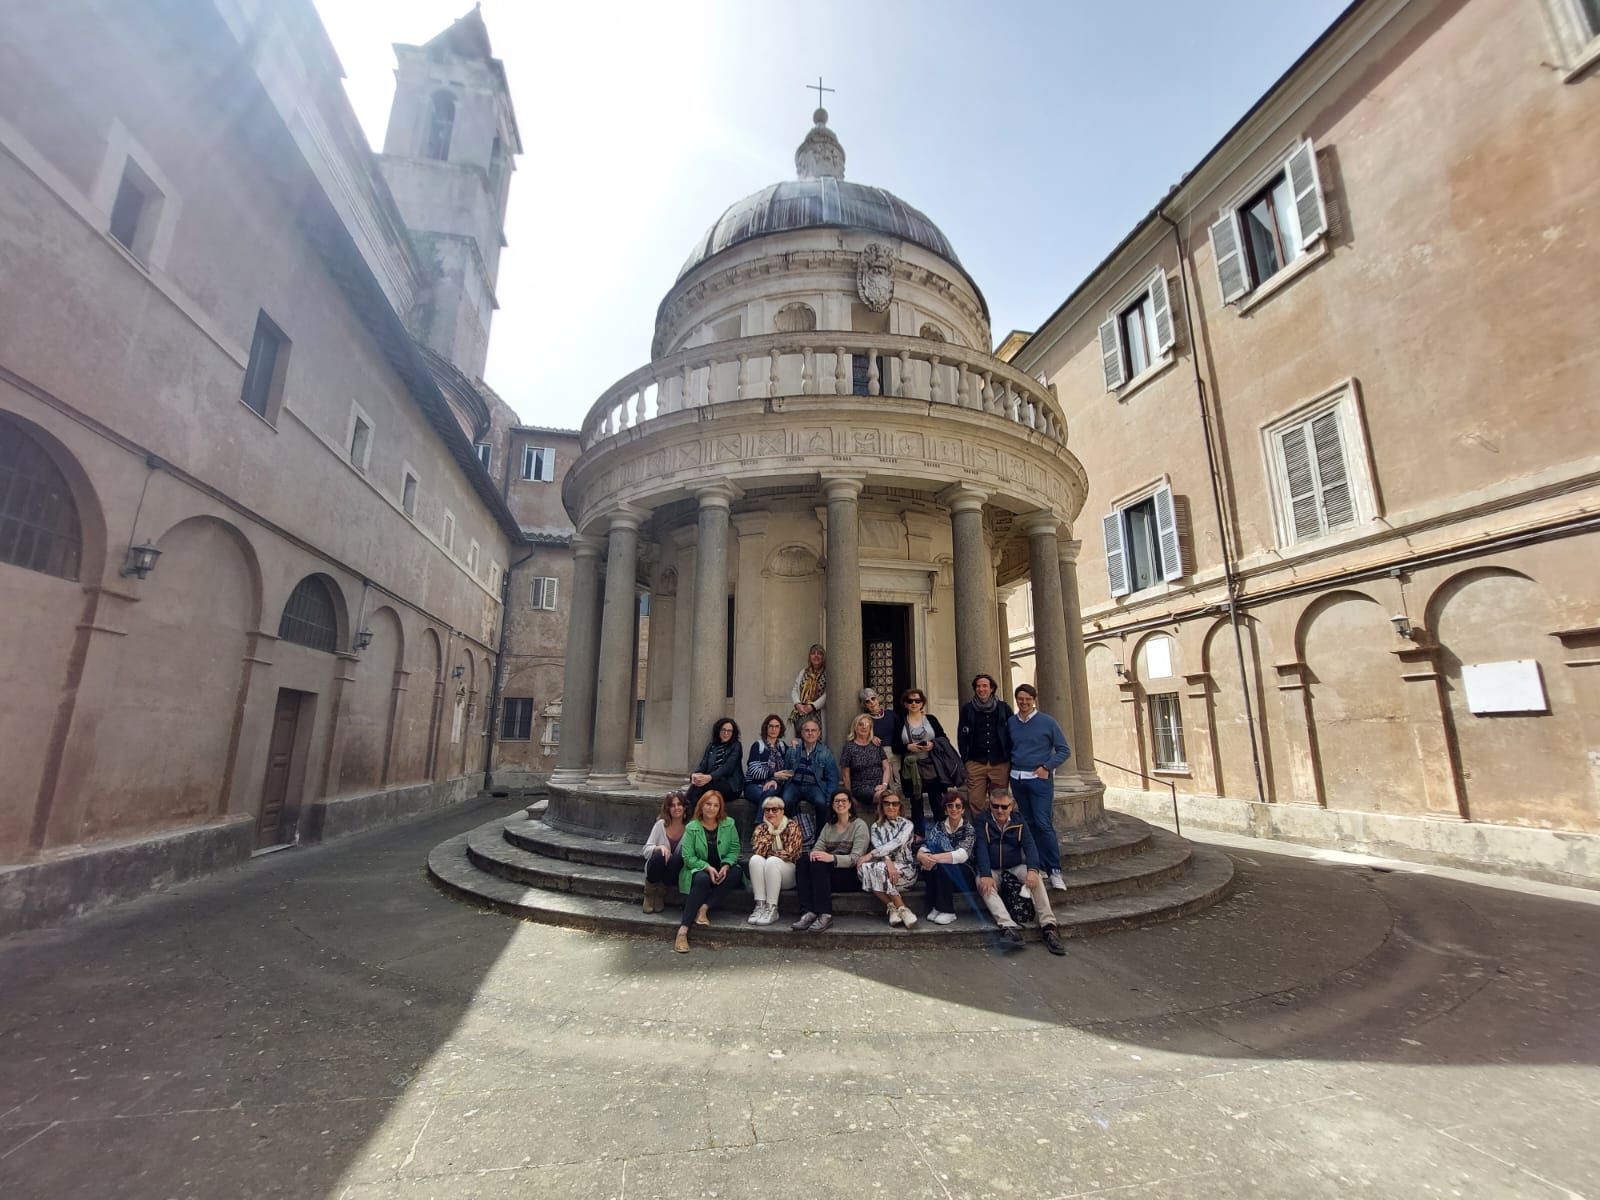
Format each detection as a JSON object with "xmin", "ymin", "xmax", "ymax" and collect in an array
[{"xmin": 428, "ymin": 812, "xmax": 1236, "ymax": 944}]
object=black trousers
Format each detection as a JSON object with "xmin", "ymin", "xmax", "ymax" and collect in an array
[
  {"xmin": 643, "ymin": 850, "xmax": 682, "ymax": 886},
  {"xmin": 925, "ymin": 861, "xmax": 979, "ymax": 915},
  {"xmin": 681, "ymin": 864, "xmax": 744, "ymax": 920},
  {"xmin": 794, "ymin": 859, "xmax": 859, "ymax": 916}
]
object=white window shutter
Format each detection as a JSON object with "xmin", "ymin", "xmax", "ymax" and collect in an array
[
  {"xmin": 1103, "ymin": 511, "xmax": 1130, "ymax": 598},
  {"xmin": 1277, "ymin": 424, "xmax": 1323, "ymax": 542},
  {"xmin": 1097, "ymin": 317, "xmax": 1125, "ymax": 391},
  {"xmin": 1309, "ymin": 411, "xmax": 1355, "ymax": 530},
  {"xmin": 544, "ymin": 577, "xmax": 559, "ymax": 609},
  {"xmin": 1210, "ymin": 210, "xmax": 1249, "ymax": 302},
  {"xmin": 531, "ymin": 577, "xmax": 545, "ymax": 608},
  {"xmin": 1152, "ymin": 484, "xmax": 1184, "ymax": 580},
  {"xmin": 1287, "ymin": 139, "xmax": 1328, "ymax": 246},
  {"xmin": 1149, "ymin": 271, "xmax": 1175, "ymax": 354},
  {"xmin": 539, "ymin": 448, "xmax": 556, "ymax": 482}
]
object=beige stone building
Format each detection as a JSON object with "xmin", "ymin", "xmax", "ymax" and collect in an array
[
  {"xmin": 0, "ymin": 3, "xmax": 528, "ymax": 931},
  {"xmin": 1006, "ymin": 0, "xmax": 1600, "ymax": 884}
]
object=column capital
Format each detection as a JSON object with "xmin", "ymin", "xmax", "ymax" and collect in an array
[
  {"xmin": 693, "ymin": 480, "xmax": 741, "ymax": 509},
  {"xmin": 601, "ymin": 503, "xmax": 646, "ymax": 533},
  {"xmin": 820, "ymin": 472, "xmax": 866, "ymax": 502},
  {"xmin": 938, "ymin": 482, "xmax": 990, "ymax": 514},
  {"xmin": 572, "ymin": 534, "xmax": 605, "ymax": 560},
  {"xmin": 1021, "ymin": 510, "xmax": 1065, "ymax": 540},
  {"xmin": 1058, "ymin": 538, "xmax": 1083, "ymax": 564}
]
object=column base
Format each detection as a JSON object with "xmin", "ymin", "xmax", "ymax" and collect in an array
[
  {"xmin": 584, "ymin": 772, "xmax": 635, "ymax": 791},
  {"xmin": 633, "ymin": 768, "xmax": 689, "ymax": 790},
  {"xmin": 1052, "ymin": 772, "xmax": 1108, "ymax": 834},
  {"xmin": 548, "ymin": 767, "xmax": 591, "ymax": 787}
]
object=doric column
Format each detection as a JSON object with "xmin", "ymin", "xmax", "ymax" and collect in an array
[
  {"xmin": 822, "ymin": 474, "xmax": 865, "ymax": 745},
  {"xmin": 550, "ymin": 536, "xmax": 603, "ymax": 785},
  {"xmin": 1056, "ymin": 537, "xmax": 1096, "ymax": 772},
  {"xmin": 688, "ymin": 483, "xmax": 737, "ymax": 765},
  {"xmin": 1024, "ymin": 514, "xmax": 1075, "ymax": 737},
  {"xmin": 943, "ymin": 484, "xmax": 998, "ymax": 696},
  {"xmin": 590, "ymin": 509, "xmax": 642, "ymax": 787}
]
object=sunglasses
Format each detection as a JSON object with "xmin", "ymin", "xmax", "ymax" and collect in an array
[
  {"xmin": 906, "ymin": 697, "xmax": 925, "ymax": 704},
  {"xmin": 991, "ymin": 803, "xmax": 1013, "ymax": 811},
  {"xmin": 882, "ymin": 799, "xmax": 902, "ymax": 806},
  {"xmin": 944, "ymin": 800, "xmax": 964, "ymax": 808}
]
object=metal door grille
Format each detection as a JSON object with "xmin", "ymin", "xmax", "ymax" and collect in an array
[
  {"xmin": 867, "ymin": 639, "xmax": 895, "ymax": 701},
  {"xmin": 279, "ymin": 577, "xmax": 339, "ymax": 652}
]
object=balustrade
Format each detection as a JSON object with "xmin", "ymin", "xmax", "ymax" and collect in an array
[{"xmin": 578, "ymin": 331, "xmax": 1069, "ymax": 451}]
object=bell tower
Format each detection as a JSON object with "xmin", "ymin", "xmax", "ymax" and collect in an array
[{"xmin": 377, "ymin": 6, "xmax": 520, "ymax": 380}]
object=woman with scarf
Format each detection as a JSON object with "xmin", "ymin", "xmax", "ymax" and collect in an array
[
  {"xmin": 686, "ymin": 717, "xmax": 743, "ymax": 811},
  {"xmin": 746, "ymin": 795, "xmax": 803, "ymax": 925},
  {"xmin": 789, "ymin": 643, "xmax": 828, "ymax": 738},
  {"xmin": 743, "ymin": 713, "xmax": 793, "ymax": 807},
  {"xmin": 857, "ymin": 794, "xmax": 919, "ymax": 928}
]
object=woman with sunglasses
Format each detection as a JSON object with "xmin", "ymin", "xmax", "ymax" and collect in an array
[
  {"xmin": 916, "ymin": 790, "xmax": 978, "ymax": 924},
  {"xmin": 897, "ymin": 688, "xmax": 947, "ymax": 837},
  {"xmin": 857, "ymin": 793, "xmax": 919, "ymax": 928},
  {"xmin": 791, "ymin": 789, "xmax": 868, "ymax": 934},
  {"xmin": 747, "ymin": 795, "xmax": 803, "ymax": 925}
]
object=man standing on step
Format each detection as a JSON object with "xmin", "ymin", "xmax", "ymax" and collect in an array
[
  {"xmin": 1006, "ymin": 683, "xmax": 1070, "ymax": 892},
  {"xmin": 957, "ymin": 674, "xmax": 1011, "ymax": 816}
]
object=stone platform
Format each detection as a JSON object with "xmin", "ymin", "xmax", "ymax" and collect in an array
[{"xmin": 427, "ymin": 783, "xmax": 1235, "ymax": 944}]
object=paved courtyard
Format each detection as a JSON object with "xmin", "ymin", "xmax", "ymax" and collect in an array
[{"xmin": 1, "ymin": 794, "xmax": 1595, "ymax": 1200}]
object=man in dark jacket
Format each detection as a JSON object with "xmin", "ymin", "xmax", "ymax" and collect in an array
[
  {"xmin": 973, "ymin": 787, "xmax": 1066, "ymax": 955},
  {"xmin": 957, "ymin": 674, "xmax": 1011, "ymax": 816}
]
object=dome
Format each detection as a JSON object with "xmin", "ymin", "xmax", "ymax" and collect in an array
[
  {"xmin": 675, "ymin": 108, "xmax": 962, "ymax": 281},
  {"xmin": 677, "ymin": 177, "xmax": 962, "ymax": 280}
]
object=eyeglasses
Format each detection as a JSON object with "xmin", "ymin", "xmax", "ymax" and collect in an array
[{"xmin": 944, "ymin": 800, "xmax": 964, "ymax": 808}]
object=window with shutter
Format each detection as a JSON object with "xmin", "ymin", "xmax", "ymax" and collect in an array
[
  {"xmin": 1102, "ymin": 511, "xmax": 1130, "ymax": 598},
  {"xmin": 1152, "ymin": 485, "xmax": 1184, "ymax": 580},
  {"xmin": 531, "ymin": 577, "xmax": 558, "ymax": 610},
  {"xmin": 1286, "ymin": 140, "xmax": 1327, "ymax": 246},
  {"xmin": 1098, "ymin": 318, "xmax": 1124, "ymax": 392},
  {"xmin": 1216, "ymin": 140, "xmax": 1329, "ymax": 301},
  {"xmin": 1210, "ymin": 211, "xmax": 1249, "ymax": 303},
  {"xmin": 522, "ymin": 445, "xmax": 556, "ymax": 482},
  {"xmin": 1150, "ymin": 271, "xmax": 1175, "ymax": 354},
  {"xmin": 1271, "ymin": 402, "xmax": 1361, "ymax": 544}
]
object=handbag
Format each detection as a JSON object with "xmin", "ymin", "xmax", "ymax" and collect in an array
[
  {"xmin": 998, "ymin": 868, "xmax": 1036, "ymax": 925},
  {"xmin": 928, "ymin": 735, "xmax": 964, "ymax": 790}
]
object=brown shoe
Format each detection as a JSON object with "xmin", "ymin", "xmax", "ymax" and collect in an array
[
  {"xmin": 695, "ymin": 904, "xmax": 710, "ymax": 926},
  {"xmin": 673, "ymin": 928, "xmax": 689, "ymax": 953},
  {"xmin": 641, "ymin": 883, "xmax": 656, "ymax": 913}
]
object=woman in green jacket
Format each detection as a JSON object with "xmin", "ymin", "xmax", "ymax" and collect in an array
[{"xmin": 674, "ymin": 790, "xmax": 744, "ymax": 954}]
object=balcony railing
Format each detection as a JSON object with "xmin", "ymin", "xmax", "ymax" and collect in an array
[{"xmin": 579, "ymin": 331, "xmax": 1067, "ymax": 452}]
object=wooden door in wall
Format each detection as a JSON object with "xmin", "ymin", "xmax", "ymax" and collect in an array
[
  {"xmin": 256, "ymin": 689, "xmax": 303, "ymax": 848},
  {"xmin": 862, "ymin": 603, "xmax": 913, "ymax": 707}
]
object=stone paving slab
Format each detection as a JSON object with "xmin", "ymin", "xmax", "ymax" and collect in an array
[{"xmin": 0, "ymin": 793, "xmax": 1596, "ymax": 1199}]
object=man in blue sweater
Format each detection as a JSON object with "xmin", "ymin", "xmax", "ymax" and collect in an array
[{"xmin": 1006, "ymin": 683, "xmax": 1070, "ymax": 890}]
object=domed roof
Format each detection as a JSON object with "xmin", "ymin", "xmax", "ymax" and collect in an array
[{"xmin": 676, "ymin": 109, "xmax": 962, "ymax": 281}]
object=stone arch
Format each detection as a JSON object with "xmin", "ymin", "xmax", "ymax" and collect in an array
[
  {"xmin": 774, "ymin": 302, "xmax": 817, "ymax": 333},
  {"xmin": 396, "ymin": 627, "xmax": 444, "ymax": 783},
  {"xmin": 1298, "ymin": 589, "xmax": 1421, "ymax": 814},
  {"xmin": 1130, "ymin": 629, "xmax": 1179, "ymax": 687},
  {"xmin": 0, "ymin": 408, "xmax": 107, "ymax": 583},
  {"xmin": 1084, "ymin": 641, "xmax": 1130, "ymax": 772},
  {"xmin": 71, "ymin": 513, "xmax": 260, "ymax": 842},
  {"xmin": 1202, "ymin": 615, "xmax": 1271, "ymax": 801},
  {"xmin": 338, "ymin": 604, "xmax": 404, "ymax": 792},
  {"xmin": 277, "ymin": 572, "xmax": 348, "ymax": 653},
  {"xmin": 1426, "ymin": 566, "xmax": 1591, "ymax": 831}
]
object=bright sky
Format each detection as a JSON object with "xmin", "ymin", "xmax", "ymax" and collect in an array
[{"xmin": 313, "ymin": 0, "xmax": 1351, "ymax": 430}]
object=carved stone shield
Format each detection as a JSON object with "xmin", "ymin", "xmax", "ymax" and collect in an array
[{"xmin": 856, "ymin": 242, "xmax": 896, "ymax": 313}]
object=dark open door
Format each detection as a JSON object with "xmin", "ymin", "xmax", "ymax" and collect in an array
[
  {"xmin": 256, "ymin": 689, "xmax": 302, "ymax": 847},
  {"xmin": 862, "ymin": 603, "xmax": 913, "ymax": 707}
]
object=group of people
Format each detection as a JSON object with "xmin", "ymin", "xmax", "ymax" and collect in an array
[{"xmin": 641, "ymin": 645, "xmax": 1075, "ymax": 957}]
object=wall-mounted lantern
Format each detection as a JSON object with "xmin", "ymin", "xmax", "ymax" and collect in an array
[
  {"xmin": 353, "ymin": 626, "xmax": 374, "ymax": 652},
  {"xmin": 119, "ymin": 541, "xmax": 162, "ymax": 579},
  {"xmin": 1390, "ymin": 614, "xmax": 1418, "ymax": 641}
]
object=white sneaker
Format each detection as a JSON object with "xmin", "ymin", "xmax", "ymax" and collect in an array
[
  {"xmin": 897, "ymin": 906, "xmax": 918, "ymax": 928},
  {"xmin": 926, "ymin": 908, "xmax": 944, "ymax": 922},
  {"xmin": 1048, "ymin": 871, "xmax": 1067, "ymax": 890},
  {"xmin": 888, "ymin": 906, "xmax": 902, "ymax": 926},
  {"xmin": 931, "ymin": 911, "xmax": 957, "ymax": 925},
  {"xmin": 759, "ymin": 904, "xmax": 777, "ymax": 926},
  {"xmin": 747, "ymin": 905, "xmax": 764, "ymax": 924}
]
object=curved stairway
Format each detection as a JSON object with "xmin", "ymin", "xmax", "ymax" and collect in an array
[{"xmin": 428, "ymin": 805, "xmax": 1235, "ymax": 947}]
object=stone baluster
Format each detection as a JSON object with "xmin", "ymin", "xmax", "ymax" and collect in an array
[
  {"xmin": 867, "ymin": 353, "xmax": 880, "ymax": 397},
  {"xmin": 706, "ymin": 357, "xmax": 720, "ymax": 406},
  {"xmin": 680, "ymin": 362, "xmax": 692, "ymax": 411},
  {"xmin": 737, "ymin": 354, "xmax": 748, "ymax": 400},
  {"xmin": 898, "ymin": 349, "xmax": 911, "ymax": 400},
  {"xmin": 634, "ymin": 386, "xmax": 647, "ymax": 427},
  {"xmin": 981, "ymin": 371, "xmax": 996, "ymax": 413},
  {"xmin": 834, "ymin": 347, "xmax": 848, "ymax": 395},
  {"xmin": 769, "ymin": 350, "xmax": 781, "ymax": 398},
  {"xmin": 958, "ymin": 363, "xmax": 972, "ymax": 409},
  {"xmin": 928, "ymin": 356, "xmax": 942, "ymax": 405},
  {"xmin": 802, "ymin": 346, "xmax": 814, "ymax": 394}
]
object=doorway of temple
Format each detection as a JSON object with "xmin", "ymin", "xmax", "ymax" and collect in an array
[{"xmin": 862, "ymin": 602, "xmax": 913, "ymax": 708}]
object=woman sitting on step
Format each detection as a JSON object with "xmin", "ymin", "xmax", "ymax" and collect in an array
[
  {"xmin": 857, "ymin": 793, "xmax": 919, "ymax": 928},
  {"xmin": 685, "ymin": 717, "xmax": 743, "ymax": 811},
  {"xmin": 791, "ymin": 790, "xmax": 869, "ymax": 934},
  {"xmin": 746, "ymin": 796, "xmax": 803, "ymax": 925},
  {"xmin": 641, "ymin": 790, "xmax": 687, "ymax": 914},
  {"xmin": 673, "ymin": 790, "xmax": 743, "ymax": 954},
  {"xmin": 743, "ymin": 713, "xmax": 792, "ymax": 808}
]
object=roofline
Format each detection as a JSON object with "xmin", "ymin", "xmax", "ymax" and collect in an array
[
  {"xmin": 511, "ymin": 424, "xmax": 582, "ymax": 437},
  {"xmin": 1015, "ymin": 0, "xmax": 1367, "ymax": 363}
]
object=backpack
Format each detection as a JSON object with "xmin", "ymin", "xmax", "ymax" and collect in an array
[{"xmin": 997, "ymin": 868, "xmax": 1036, "ymax": 925}]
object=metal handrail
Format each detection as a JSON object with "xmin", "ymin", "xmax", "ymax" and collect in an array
[{"xmin": 1094, "ymin": 757, "xmax": 1180, "ymax": 837}]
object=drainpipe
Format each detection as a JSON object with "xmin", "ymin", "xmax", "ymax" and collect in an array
[
  {"xmin": 482, "ymin": 542, "xmax": 540, "ymax": 792},
  {"xmin": 1158, "ymin": 207, "xmax": 1266, "ymax": 806}
]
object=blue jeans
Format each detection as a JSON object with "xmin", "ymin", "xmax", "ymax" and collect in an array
[
  {"xmin": 782, "ymin": 779, "xmax": 829, "ymax": 824},
  {"xmin": 1012, "ymin": 775, "xmax": 1062, "ymax": 874},
  {"xmin": 744, "ymin": 779, "xmax": 781, "ymax": 807}
]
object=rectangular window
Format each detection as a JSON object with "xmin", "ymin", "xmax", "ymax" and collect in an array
[
  {"xmin": 240, "ymin": 312, "xmax": 289, "ymax": 421},
  {"xmin": 109, "ymin": 172, "xmax": 146, "ymax": 253},
  {"xmin": 107, "ymin": 158, "xmax": 164, "ymax": 260},
  {"xmin": 635, "ymin": 698, "xmax": 646, "ymax": 742},
  {"xmin": 349, "ymin": 415, "xmax": 372, "ymax": 470},
  {"xmin": 1149, "ymin": 693, "xmax": 1187, "ymax": 771},
  {"xmin": 401, "ymin": 471, "xmax": 418, "ymax": 516},
  {"xmin": 467, "ymin": 539, "xmax": 480, "ymax": 573},
  {"xmin": 442, "ymin": 511, "xmax": 455, "ymax": 552},
  {"xmin": 1541, "ymin": 0, "xmax": 1600, "ymax": 68},
  {"xmin": 1210, "ymin": 140, "xmax": 1327, "ymax": 303},
  {"xmin": 1102, "ymin": 484, "xmax": 1185, "ymax": 598},
  {"xmin": 475, "ymin": 442, "xmax": 492, "ymax": 470},
  {"xmin": 1097, "ymin": 270, "xmax": 1174, "ymax": 391},
  {"xmin": 501, "ymin": 697, "xmax": 533, "ymax": 741},
  {"xmin": 541, "ymin": 718, "xmax": 561, "ymax": 748},
  {"xmin": 521, "ymin": 445, "xmax": 556, "ymax": 481},
  {"xmin": 530, "ymin": 577, "xmax": 558, "ymax": 609},
  {"xmin": 1271, "ymin": 408, "xmax": 1357, "ymax": 543}
]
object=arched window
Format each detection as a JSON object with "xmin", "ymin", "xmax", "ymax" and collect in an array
[
  {"xmin": 774, "ymin": 302, "xmax": 817, "ymax": 333},
  {"xmin": 424, "ymin": 92, "xmax": 455, "ymax": 161},
  {"xmin": 279, "ymin": 576, "xmax": 340, "ymax": 652},
  {"xmin": 0, "ymin": 416, "xmax": 82, "ymax": 581}
]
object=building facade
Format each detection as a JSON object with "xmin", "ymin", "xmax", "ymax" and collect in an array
[
  {"xmin": 1008, "ymin": 0, "xmax": 1600, "ymax": 884},
  {"xmin": 0, "ymin": 1, "xmax": 526, "ymax": 932}
]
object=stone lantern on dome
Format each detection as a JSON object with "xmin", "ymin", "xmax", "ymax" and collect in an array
[{"xmin": 553, "ymin": 110, "xmax": 1104, "ymax": 835}]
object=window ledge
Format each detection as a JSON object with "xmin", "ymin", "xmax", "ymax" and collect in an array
[
  {"xmin": 236, "ymin": 397, "xmax": 280, "ymax": 431},
  {"xmin": 1152, "ymin": 768, "xmax": 1191, "ymax": 778},
  {"xmin": 1565, "ymin": 37, "xmax": 1600, "ymax": 82},
  {"xmin": 1116, "ymin": 353, "xmax": 1178, "ymax": 403},
  {"xmin": 1235, "ymin": 240, "xmax": 1329, "ymax": 315}
]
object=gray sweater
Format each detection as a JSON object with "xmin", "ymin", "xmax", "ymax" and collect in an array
[{"xmin": 810, "ymin": 818, "xmax": 869, "ymax": 868}]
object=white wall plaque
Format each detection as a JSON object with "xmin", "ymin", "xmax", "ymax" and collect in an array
[{"xmin": 1461, "ymin": 660, "xmax": 1548, "ymax": 715}]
